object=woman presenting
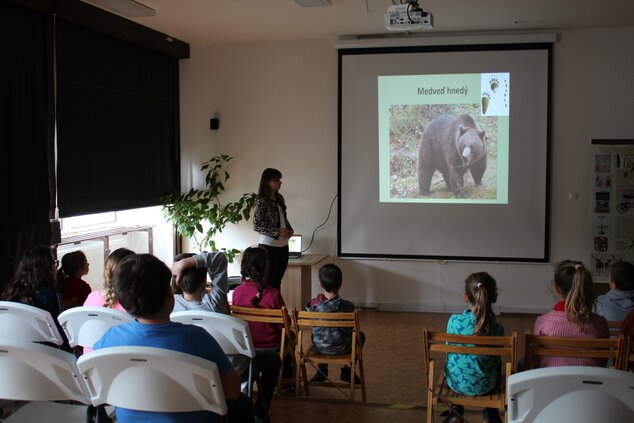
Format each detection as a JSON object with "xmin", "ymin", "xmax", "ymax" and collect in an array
[{"xmin": 253, "ymin": 168, "xmax": 293, "ymax": 290}]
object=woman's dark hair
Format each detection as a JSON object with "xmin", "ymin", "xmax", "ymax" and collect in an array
[
  {"xmin": 464, "ymin": 272, "xmax": 498, "ymax": 335},
  {"xmin": 103, "ymin": 248, "xmax": 135, "ymax": 308},
  {"xmin": 554, "ymin": 260, "xmax": 595, "ymax": 326},
  {"xmin": 55, "ymin": 250, "xmax": 87, "ymax": 294},
  {"xmin": 257, "ymin": 168, "xmax": 286, "ymax": 210},
  {"xmin": 173, "ymin": 253, "xmax": 207, "ymax": 295},
  {"xmin": 240, "ymin": 246, "xmax": 268, "ymax": 306},
  {"xmin": 0, "ymin": 245, "xmax": 55, "ymax": 303},
  {"xmin": 114, "ymin": 254, "xmax": 171, "ymax": 317}
]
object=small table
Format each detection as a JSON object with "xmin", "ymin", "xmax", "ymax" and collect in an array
[{"xmin": 281, "ymin": 254, "xmax": 328, "ymax": 312}]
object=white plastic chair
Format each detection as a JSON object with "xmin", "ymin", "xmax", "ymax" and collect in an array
[
  {"xmin": 508, "ymin": 366, "xmax": 634, "ymax": 423},
  {"xmin": 76, "ymin": 346, "xmax": 228, "ymax": 416},
  {"xmin": 0, "ymin": 301, "xmax": 64, "ymax": 345},
  {"xmin": 170, "ymin": 310, "xmax": 256, "ymax": 394},
  {"xmin": 0, "ymin": 338, "xmax": 89, "ymax": 422},
  {"xmin": 58, "ymin": 306, "xmax": 133, "ymax": 348}
]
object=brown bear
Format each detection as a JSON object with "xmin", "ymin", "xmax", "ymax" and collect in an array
[{"xmin": 417, "ymin": 114, "xmax": 487, "ymax": 198}]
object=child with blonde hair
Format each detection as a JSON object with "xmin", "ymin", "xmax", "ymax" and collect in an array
[
  {"xmin": 83, "ymin": 247, "xmax": 135, "ymax": 311},
  {"xmin": 533, "ymin": 260, "xmax": 609, "ymax": 367},
  {"xmin": 443, "ymin": 272, "xmax": 504, "ymax": 423}
]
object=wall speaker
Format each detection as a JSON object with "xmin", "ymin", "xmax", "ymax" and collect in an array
[{"xmin": 210, "ymin": 118, "xmax": 220, "ymax": 130}]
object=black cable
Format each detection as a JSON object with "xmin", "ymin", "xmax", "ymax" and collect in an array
[{"xmin": 302, "ymin": 194, "xmax": 337, "ymax": 253}]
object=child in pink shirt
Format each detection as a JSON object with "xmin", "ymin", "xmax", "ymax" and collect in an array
[
  {"xmin": 83, "ymin": 248, "xmax": 134, "ymax": 311},
  {"xmin": 231, "ymin": 246, "xmax": 283, "ymax": 419},
  {"xmin": 532, "ymin": 260, "xmax": 609, "ymax": 368}
]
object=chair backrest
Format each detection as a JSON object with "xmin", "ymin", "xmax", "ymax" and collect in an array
[
  {"xmin": 170, "ymin": 310, "xmax": 255, "ymax": 358},
  {"xmin": 293, "ymin": 309, "xmax": 359, "ymax": 333},
  {"xmin": 0, "ymin": 338, "xmax": 88, "ymax": 403},
  {"xmin": 0, "ymin": 301, "xmax": 64, "ymax": 345},
  {"xmin": 422, "ymin": 328, "xmax": 517, "ymax": 380},
  {"xmin": 524, "ymin": 332, "xmax": 625, "ymax": 370},
  {"xmin": 229, "ymin": 305, "xmax": 294, "ymax": 354},
  {"xmin": 607, "ymin": 320, "xmax": 622, "ymax": 338},
  {"xmin": 508, "ymin": 366, "xmax": 634, "ymax": 423},
  {"xmin": 76, "ymin": 346, "xmax": 228, "ymax": 416},
  {"xmin": 626, "ymin": 336, "xmax": 634, "ymax": 371},
  {"xmin": 58, "ymin": 306, "xmax": 133, "ymax": 348},
  {"xmin": 293, "ymin": 309, "xmax": 361, "ymax": 358}
]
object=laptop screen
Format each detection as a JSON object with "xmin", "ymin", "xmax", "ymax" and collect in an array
[{"xmin": 288, "ymin": 234, "xmax": 302, "ymax": 256}]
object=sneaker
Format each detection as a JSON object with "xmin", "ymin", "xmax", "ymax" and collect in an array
[
  {"xmin": 310, "ymin": 364, "xmax": 328, "ymax": 382},
  {"xmin": 339, "ymin": 365, "xmax": 361, "ymax": 384},
  {"xmin": 440, "ymin": 409, "xmax": 463, "ymax": 423}
]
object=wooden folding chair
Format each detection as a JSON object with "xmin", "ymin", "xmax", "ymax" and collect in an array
[
  {"xmin": 626, "ymin": 336, "xmax": 634, "ymax": 371},
  {"xmin": 293, "ymin": 309, "xmax": 366, "ymax": 402},
  {"xmin": 229, "ymin": 305, "xmax": 295, "ymax": 391},
  {"xmin": 423, "ymin": 328, "xmax": 517, "ymax": 423},
  {"xmin": 607, "ymin": 320, "xmax": 623, "ymax": 338},
  {"xmin": 524, "ymin": 331, "xmax": 626, "ymax": 370}
]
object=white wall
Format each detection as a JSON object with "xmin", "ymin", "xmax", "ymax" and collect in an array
[{"xmin": 179, "ymin": 27, "xmax": 634, "ymax": 314}]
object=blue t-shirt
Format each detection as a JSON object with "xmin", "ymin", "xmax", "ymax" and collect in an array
[
  {"xmin": 444, "ymin": 310, "xmax": 504, "ymax": 396},
  {"xmin": 94, "ymin": 320, "xmax": 231, "ymax": 423}
]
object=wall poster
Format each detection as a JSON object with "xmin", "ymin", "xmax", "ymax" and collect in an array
[{"xmin": 591, "ymin": 140, "xmax": 634, "ymax": 281}]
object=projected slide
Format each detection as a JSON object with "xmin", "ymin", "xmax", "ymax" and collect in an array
[{"xmin": 378, "ymin": 73, "xmax": 509, "ymax": 203}]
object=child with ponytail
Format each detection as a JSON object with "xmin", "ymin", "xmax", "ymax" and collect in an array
[
  {"xmin": 83, "ymin": 248, "xmax": 135, "ymax": 311},
  {"xmin": 56, "ymin": 250, "xmax": 92, "ymax": 308},
  {"xmin": 231, "ymin": 246, "xmax": 283, "ymax": 420},
  {"xmin": 532, "ymin": 260, "xmax": 609, "ymax": 367},
  {"xmin": 443, "ymin": 272, "xmax": 504, "ymax": 423}
]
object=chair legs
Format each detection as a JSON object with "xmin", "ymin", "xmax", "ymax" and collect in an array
[{"xmin": 295, "ymin": 359, "xmax": 366, "ymax": 402}]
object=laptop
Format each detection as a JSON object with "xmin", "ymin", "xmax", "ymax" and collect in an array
[{"xmin": 288, "ymin": 234, "xmax": 302, "ymax": 259}]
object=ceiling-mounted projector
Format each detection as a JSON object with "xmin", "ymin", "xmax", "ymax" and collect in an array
[{"xmin": 385, "ymin": 3, "xmax": 433, "ymax": 31}]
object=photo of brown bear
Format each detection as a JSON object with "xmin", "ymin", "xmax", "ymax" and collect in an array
[
  {"xmin": 388, "ymin": 104, "xmax": 497, "ymax": 200},
  {"xmin": 417, "ymin": 114, "xmax": 487, "ymax": 198}
]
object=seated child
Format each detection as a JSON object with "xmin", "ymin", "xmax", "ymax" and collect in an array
[
  {"xmin": 306, "ymin": 263, "xmax": 364, "ymax": 383},
  {"xmin": 83, "ymin": 248, "xmax": 134, "ymax": 354},
  {"xmin": 56, "ymin": 250, "xmax": 92, "ymax": 308},
  {"xmin": 231, "ymin": 246, "xmax": 284, "ymax": 420},
  {"xmin": 594, "ymin": 260, "xmax": 634, "ymax": 322},
  {"xmin": 444, "ymin": 272, "xmax": 504, "ymax": 423},
  {"xmin": 171, "ymin": 251, "xmax": 229, "ymax": 314},
  {"xmin": 533, "ymin": 260, "xmax": 609, "ymax": 367},
  {"xmin": 94, "ymin": 253, "xmax": 250, "ymax": 423},
  {"xmin": 1, "ymin": 245, "xmax": 70, "ymax": 351},
  {"xmin": 83, "ymin": 247, "xmax": 134, "ymax": 311}
]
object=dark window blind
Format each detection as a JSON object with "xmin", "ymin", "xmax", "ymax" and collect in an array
[
  {"xmin": 0, "ymin": 1, "xmax": 53, "ymax": 265},
  {"xmin": 56, "ymin": 19, "xmax": 179, "ymax": 217}
]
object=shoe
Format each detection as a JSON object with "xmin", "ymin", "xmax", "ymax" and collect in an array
[
  {"xmin": 340, "ymin": 365, "xmax": 361, "ymax": 384},
  {"xmin": 440, "ymin": 408, "xmax": 463, "ymax": 423},
  {"xmin": 482, "ymin": 408, "xmax": 503, "ymax": 423},
  {"xmin": 440, "ymin": 410, "xmax": 463, "ymax": 423},
  {"xmin": 310, "ymin": 364, "xmax": 328, "ymax": 382},
  {"xmin": 442, "ymin": 414, "xmax": 462, "ymax": 423}
]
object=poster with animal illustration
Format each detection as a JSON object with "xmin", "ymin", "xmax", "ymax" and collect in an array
[{"xmin": 591, "ymin": 140, "xmax": 634, "ymax": 281}]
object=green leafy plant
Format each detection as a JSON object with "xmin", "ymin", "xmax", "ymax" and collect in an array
[{"xmin": 161, "ymin": 155, "xmax": 257, "ymax": 262}]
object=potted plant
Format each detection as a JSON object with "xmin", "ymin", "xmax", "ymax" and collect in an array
[{"xmin": 161, "ymin": 155, "xmax": 256, "ymax": 262}]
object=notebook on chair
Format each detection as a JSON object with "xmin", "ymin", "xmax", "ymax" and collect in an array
[{"xmin": 288, "ymin": 234, "xmax": 302, "ymax": 259}]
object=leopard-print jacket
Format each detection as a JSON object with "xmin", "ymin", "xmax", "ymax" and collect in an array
[{"xmin": 253, "ymin": 196, "xmax": 292, "ymax": 239}]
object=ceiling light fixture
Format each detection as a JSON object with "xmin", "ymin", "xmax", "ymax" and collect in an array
[{"xmin": 79, "ymin": 0, "xmax": 156, "ymax": 18}]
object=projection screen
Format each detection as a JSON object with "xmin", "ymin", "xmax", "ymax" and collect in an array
[{"xmin": 338, "ymin": 43, "xmax": 551, "ymax": 262}]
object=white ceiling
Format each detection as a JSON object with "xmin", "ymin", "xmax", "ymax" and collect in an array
[{"xmin": 124, "ymin": 0, "xmax": 634, "ymax": 45}]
